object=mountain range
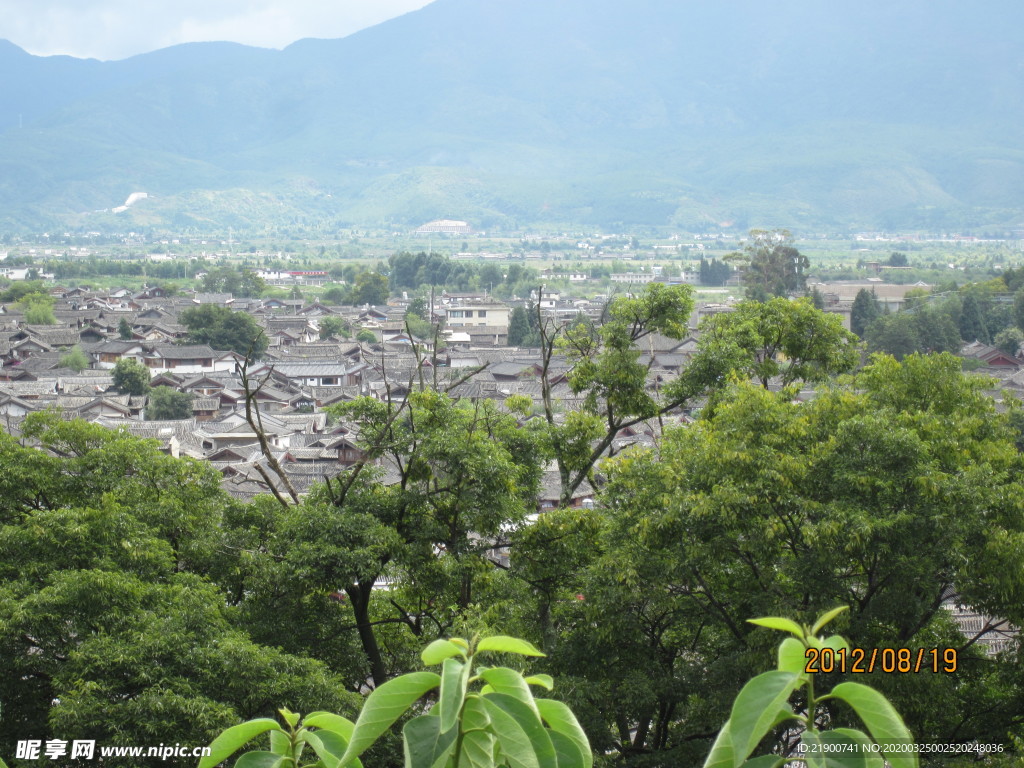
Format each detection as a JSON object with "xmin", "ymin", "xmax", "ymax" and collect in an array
[{"xmin": 1, "ymin": 0, "xmax": 1023, "ymax": 234}]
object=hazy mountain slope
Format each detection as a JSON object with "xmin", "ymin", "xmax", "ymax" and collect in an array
[{"xmin": 1, "ymin": 0, "xmax": 1022, "ymax": 232}]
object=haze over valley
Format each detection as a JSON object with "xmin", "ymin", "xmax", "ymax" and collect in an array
[{"xmin": 2, "ymin": 0, "xmax": 1023, "ymax": 235}]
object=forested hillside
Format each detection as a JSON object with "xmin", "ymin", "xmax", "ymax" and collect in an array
[{"xmin": 2, "ymin": 0, "xmax": 1023, "ymax": 232}]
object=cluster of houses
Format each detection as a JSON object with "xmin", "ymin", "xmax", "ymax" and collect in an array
[{"xmin": 0, "ymin": 284, "xmax": 704, "ymax": 508}]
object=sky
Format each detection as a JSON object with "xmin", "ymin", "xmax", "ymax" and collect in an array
[{"xmin": 0, "ymin": 0, "xmax": 435, "ymax": 61}]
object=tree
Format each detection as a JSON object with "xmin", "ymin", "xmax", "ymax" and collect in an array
[
  {"xmin": 201, "ymin": 267, "xmax": 265, "ymax": 298},
  {"xmin": 59, "ymin": 345, "xmax": 90, "ymax": 372},
  {"xmin": 699, "ymin": 257, "xmax": 732, "ymax": 286},
  {"xmin": 866, "ymin": 305, "xmax": 961, "ymax": 359},
  {"xmin": 728, "ymin": 229, "xmax": 808, "ymax": 298},
  {"xmin": 0, "ymin": 416, "xmax": 357, "ymax": 756},
  {"xmin": 16, "ymin": 291, "xmax": 56, "ymax": 324},
  {"xmin": 573, "ymin": 353, "xmax": 1024, "ymax": 762},
  {"xmin": 355, "ymin": 329, "xmax": 377, "ymax": 344},
  {"xmin": 508, "ymin": 306, "xmax": 532, "ymax": 346},
  {"xmin": 281, "ymin": 391, "xmax": 545, "ymax": 688},
  {"xmin": 994, "ymin": 326, "xmax": 1024, "ymax": 357},
  {"xmin": 318, "ymin": 316, "xmax": 350, "ymax": 340},
  {"xmin": 686, "ymin": 297, "xmax": 860, "ymax": 390},
  {"xmin": 112, "ymin": 357, "xmax": 151, "ymax": 395},
  {"xmin": 118, "ymin": 316, "xmax": 133, "ymax": 340},
  {"xmin": 180, "ymin": 304, "xmax": 267, "ymax": 360},
  {"xmin": 542, "ymin": 281, "xmax": 695, "ymax": 507},
  {"xmin": 146, "ymin": 386, "xmax": 193, "ymax": 420},
  {"xmin": 888, "ymin": 251, "xmax": 909, "ymax": 267},
  {"xmin": 0, "ymin": 280, "xmax": 46, "ymax": 303},
  {"xmin": 850, "ymin": 288, "xmax": 882, "ymax": 338},
  {"xmin": 322, "ymin": 285, "xmax": 350, "ymax": 305},
  {"xmin": 353, "ymin": 272, "xmax": 389, "ymax": 306},
  {"xmin": 959, "ymin": 292, "xmax": 990, "ymax": 343},
  {"xmin": 404, "ymin": 296, "xmax": 434, "ymax": 340},
  {"xmin": 865, "ymin": 312, "xmax": 920, "ymax": 360}
]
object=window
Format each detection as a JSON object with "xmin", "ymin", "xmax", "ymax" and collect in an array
[{"xmin": 478, "ymin": 310, "xmax": 487, "ymax": 318}]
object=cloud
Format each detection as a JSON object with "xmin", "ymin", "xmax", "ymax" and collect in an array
[{"xmin": 0, "ymin": 0, "xmax": 433, "ymax": 60}]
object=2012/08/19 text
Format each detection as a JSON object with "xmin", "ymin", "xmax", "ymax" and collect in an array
[{"xmin": 804, "ymin": 647, "xmax": 957, "ymax": 674}]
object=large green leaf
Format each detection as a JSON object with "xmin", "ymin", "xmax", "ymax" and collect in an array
[
  {"xmin": 303, "ymin": 712, "xmax": 356, "ymax": 741},
  {"xmin": 777, "ymin": 637, "xmax": 807, "ymax": 674},
  {"xmin": 479, "ymin": 667, "xmax": 538, "ymax": 712},
  {"xmin": 703, "ymin": 720, "xmax": 733, "ymax": 768},
  {"xmin": 198, "ymin": 718, "xmax": 284, "ymax": 768},
  {"xmin": 811, "ymin": 607, "xmax": 849, "ymax": 636},
  {"xmin": 422, "ymin": 638, "xmax": 466, "ymax": 666},
  {"xmin": 485, "ymin": 692, "xmax": 557, "ymax": 768},
  {"xmin": 403, "ymin": 714, "xmax": 459, "ymax": 768},
  {"xmin": 463, "ymin": 695, "xmax": 492, "ymax": 732},
  {"xmin": 728, "ymin": 671, "xmax": 801, "ymax": 768},
  {"xmin": 747, "ymin": 617, "xmax": 804, "ymax": 638},
  {"xmin": 460, "ymin": 730, "xmax": 498, "ymax": 768},
  {"xmin": 828, "ymin": 683, "xmax": 918, "ymax": 768},
  {"xmin": 482, "ymin": 694, "xmax": 546, "ymax": 768},
  {"xmin": 302, "ymin": 730, "xmax": 346, "ymax": 768},
  {"xmin": 535, "ymin": 698, "xmax": 592, "ymax": 768},
  {"xmin": 233, "ymin": 752, "xmax": 288, "ymax": 768},
  {"xmin": 438, "ymin": 657, "xmax": 471, "ymax": 734},
  {"xmin": 548, "ymin": 730, "xmax": 587, "ymax": 768},
  {"xmin": 801, "ymin": 729, "xmax": 885, "ymax": 768},
  {"xmin": 340, "ymin": 671, "xmax": 441, "ymax": 765},
  {"xmin": 525, "ymin": 674, "xmax": 554, "ymax": 690},
  {"xmin": 476, "ymin": 635, "xmax": 546, "ymax": 656},
  {"xmin": 269, "ymin": 730, "xmax": 290, "ymax": 755},
  {"xmin": 821, "ymin": 635, "xmax": 850, "ymax": 654}
]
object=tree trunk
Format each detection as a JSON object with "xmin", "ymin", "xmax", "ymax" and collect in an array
[{"xmin": 347, "ymin": 580, "xmax": 388, "ymax": 688}]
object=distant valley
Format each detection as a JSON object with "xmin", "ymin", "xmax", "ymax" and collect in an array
[{"xmin": 1, "ymin": 0, "xmax": 1023, "ymax": 234}]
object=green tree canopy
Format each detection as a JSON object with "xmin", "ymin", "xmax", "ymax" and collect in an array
[
  {"xmin": 180, "ymin": 304, "xmax": 268, "ymax": 359},
  {"xmin": 0, "ymin": 416, "xmax": 357, "ymax": 755},
  {"xmin": 58, "ymin": 345, "xmax": 90, "ymax": 372},
  {"xmin": 112, "ymin": 357, "xmax": 152, "ymax": 395},
  {"xmin": 318, "ymin": 316, "xmax": 350, "ymax": 340},
  {"xmin": 561, "ymin": 353, "xmax": 1024, "ymax": 762},
  {"xmin": 684, "ymin": 297, "xmax": 860, "ymax": 391},
  {"xmin": 16, "ymin": 291, "xmax": 57, "ymax": 324},
  {"xmin": 353, "ymin": 271, "xmax": 389, "ymax": 305},
  {"xmin": 728, "ymin": 229, "xmax": 808, "ymax": 298},
  {"xmin": 850, "ymin": 287, "xmax": 882, "ymax": 338},
  {"xmin": 146, "ymin": 386, "xmax": 193, "ymax": 420}
]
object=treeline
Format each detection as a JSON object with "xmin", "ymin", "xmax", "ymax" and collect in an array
[
  {"xmin": 853, "ymin": 269, "xmax": 1024, "ymax": 359},
  {"xmin": 2, "ymin": 290, "xmax": 1023, "ymax": 765},
  {"xmin": 47, "ymin": 259, "xmax": 200, "ymax": 281},
  {"xmin": 388, "ymin": 251, "xmax": 541, "ymax": 297}
]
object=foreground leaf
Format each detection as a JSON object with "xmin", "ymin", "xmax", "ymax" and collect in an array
[
  {"xmin": 476, "ymin": 635, "xmax": 546, "ymax": 656},
  {"xmin": 486, "ymin": 692, "xmax": 557, "ymax": 768},
  {"xmin": 536, "ymin": 698, "xmax": 592, "ymax": 768},
  {"xmin": 340, "ymin": 671, "xmax": 441, "ymax": 764},
  {"xmin": 828, "ymin": 683, "xmax": 918, "ymax": 768},
  {"xmin": 403, "ymin": 714, "xmax": 458, "ymax": 768},
  {"xmin": 234, "ymin": 752, "xmax": 288, "ymax": 768},
  {"xmin": 747, "ymin": 617, "xmax": 804, "ymax": 638},
  {"xmin": 422, "ymin": 638, "xmax": 466, "ymax": 666},
  {"xmin": 198, "ymin": 718, "xmax": 283, "ymax": 768},
  {"xmin": 728, "ymin": 671, "xmax": 800, "ymax": 767}
]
